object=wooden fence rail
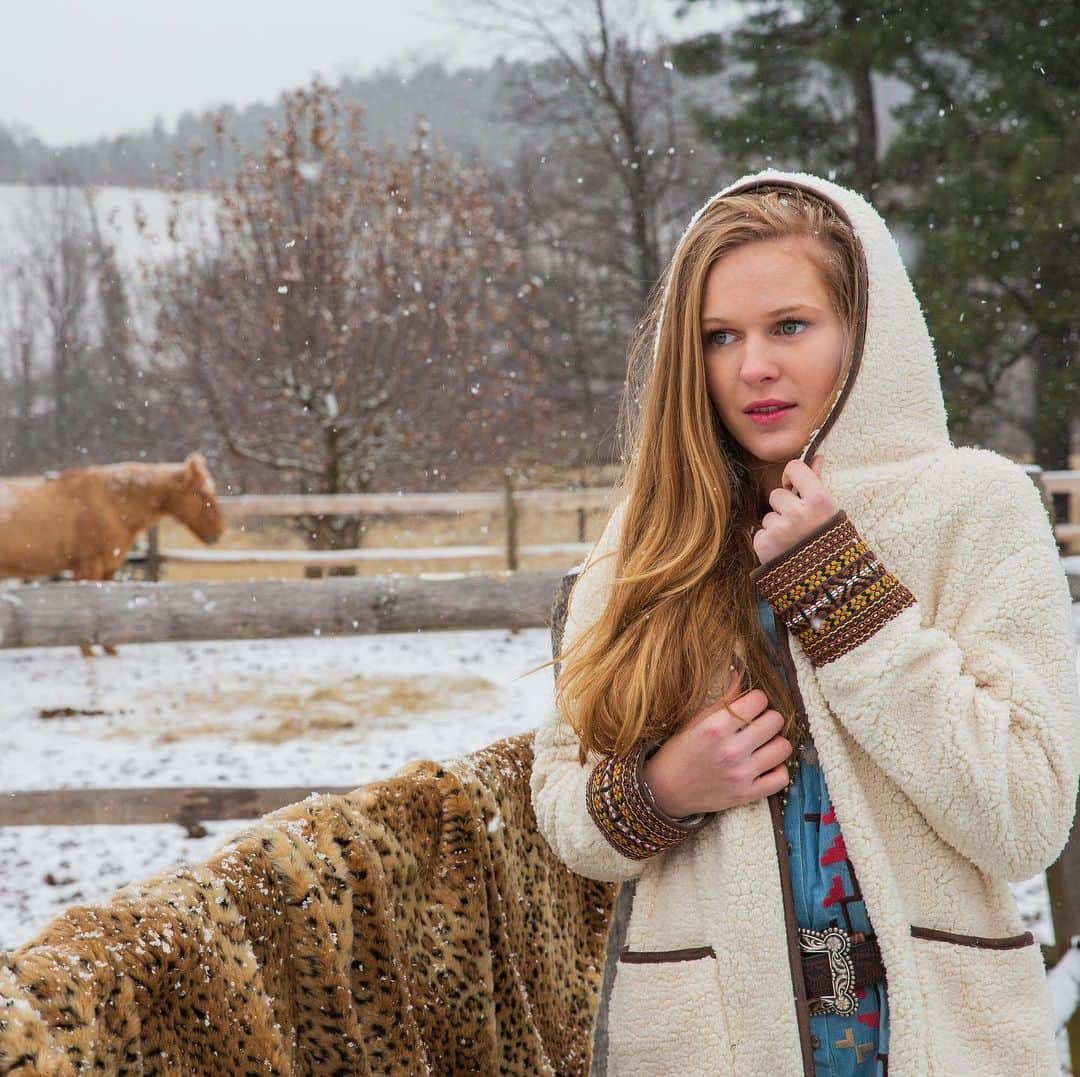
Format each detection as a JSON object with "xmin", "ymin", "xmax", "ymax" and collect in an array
[
  {"xmin": 153, "ymin": 541, "xmax": 590, "ymax": 566},
  {"xmin": 0, "ymin": 570, "xmax": 563, "ymax": 650},
  {"xmin": 218, "ymin": 485, "xmax": 616, "ymax": 519},
  {"xmin": 0, "ymin": 785, "xmax": 358, "ymax": 828}
]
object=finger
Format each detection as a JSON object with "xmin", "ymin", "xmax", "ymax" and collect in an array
[
  {"xmin": 739, "ymin": 709, "xmax": 785, "ymax": 751},
  {"xmin": 728, "ymin": 687, "xmax": 769, "ymax": 724},
  {"xmin": 767, "ymin": 486, "xmax": 802, "ymax": 514},
  {"xmin": 781, "ymin": 457, "xmax": 818, "ymax": 498},
  {"xmin": 748, "ymin": 726, "xmax": 791, "ymax": 764},
  {"xmin": 750, "ymin": 761, "xmax": 791, "ymax": 799}
]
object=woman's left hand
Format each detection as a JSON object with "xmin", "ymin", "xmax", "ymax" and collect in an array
[{"xmin": 752, "ymin": 453, "xmax": 839, "ymax": 565}]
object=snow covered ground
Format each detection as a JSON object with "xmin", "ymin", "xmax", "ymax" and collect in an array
[
  {"xmin": 0, "ymin": 625, "xmax": 554, "ymax": 948},
  {"xmin": 2, "ymin": 604, "xmax": 1078, "ymax": 1066}
]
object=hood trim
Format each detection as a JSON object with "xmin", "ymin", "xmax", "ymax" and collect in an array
[{"xmin": 707, "ymin": 177, "xmax": 870, "ymax": 468}]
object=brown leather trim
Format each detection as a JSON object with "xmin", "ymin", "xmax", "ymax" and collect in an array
[
  {"xmin": 910, "ymin": 925, "xmax": 1036, "ymax": 950},
  {"xmin": 619, "ymin": 945, "xmax": 716, "ymax": 963},
  {"xmin": 770, "ymin": 623, "xmax": 815, "ymax": 1077},
  {"xmin": 719, "ymin": 177, "xmax": 869, "ymax": 468}
]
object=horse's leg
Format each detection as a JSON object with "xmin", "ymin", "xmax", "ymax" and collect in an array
[
  {"xmin": 72, "ymin": 563, "xmax": 107, "ymax": 657},
  {"xmin": 99, "ymin": 565, "xmax": 121, "ymax": 655}
]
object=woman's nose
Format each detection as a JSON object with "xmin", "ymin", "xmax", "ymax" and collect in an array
[{"xmin": 739, "ymin": 335, "xmax": 783, "ymax": 380}]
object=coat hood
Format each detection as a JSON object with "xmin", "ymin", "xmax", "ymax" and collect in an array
[{"xmin": 660, "ymin": 169, "xmax": 953, "ymax": 480}]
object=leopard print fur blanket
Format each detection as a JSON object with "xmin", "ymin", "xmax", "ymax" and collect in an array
[{"xmin": 0, "ymin": 732, "xmax": 615, "ymax": 1074}]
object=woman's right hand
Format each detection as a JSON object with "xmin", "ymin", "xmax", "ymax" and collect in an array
[{"xmin": 642, "ymin": 665, "xmax": 794, "ymax": 818}]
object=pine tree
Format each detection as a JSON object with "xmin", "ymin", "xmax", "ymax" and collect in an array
[
  {"xmin": 669, "ymin": 1, "xmax": 926, "ymax": 200},
  {"xmin": 882, "ymin": 3, "xmax": 1079, "ymax": 472},
  {"xmin": 671, "ymin": 1, "xmax": 1078, "ymax": 470}
]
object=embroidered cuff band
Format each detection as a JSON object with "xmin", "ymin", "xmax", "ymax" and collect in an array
[
  {"xmin": 585, "ymin": 738, "xmax": 712, "ymax": 861},
  {"xmin": 749, "ymin": 509, "xmax": 916, "ymax": 667}
]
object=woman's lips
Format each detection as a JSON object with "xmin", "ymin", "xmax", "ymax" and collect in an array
[{"xmin": 746, "ymin": 404, "xmax": 796, "ymax": 426}]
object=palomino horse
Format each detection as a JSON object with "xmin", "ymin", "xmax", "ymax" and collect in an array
[{"xmin": 0, "ymin": 453, "xmax": 224, "ymax": 653}]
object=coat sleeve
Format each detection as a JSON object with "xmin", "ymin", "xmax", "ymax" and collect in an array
[
  {"xmin": 531, "ymin": 500, "xmax": 711, "ymax": 883},
  {"xmin": 751, "ymin": 457, "xmax": 1080, "ymax": 882}
]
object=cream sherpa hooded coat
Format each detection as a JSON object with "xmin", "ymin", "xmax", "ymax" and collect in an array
[{"xmin": 531, "ymin": 169, "xmax": 1080, "ymax": 1076}]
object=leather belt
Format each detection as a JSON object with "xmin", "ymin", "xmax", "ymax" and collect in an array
[{"xmin": 798, "ymin": 926, "xmax": 886, "ymax": 1016}]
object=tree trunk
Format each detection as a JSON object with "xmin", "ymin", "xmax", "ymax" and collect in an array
[{"xmin": 842, "ymin": 4, "xmax": 881, "ymax": 200}]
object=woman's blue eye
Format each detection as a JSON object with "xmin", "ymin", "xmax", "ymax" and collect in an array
[{"xmin": 704, "ymin": 320, "xmax": 807, "ymax": 349}]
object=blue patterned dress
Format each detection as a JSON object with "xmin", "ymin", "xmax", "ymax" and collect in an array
[{"xmin": 757, "ymin": 596, "xmax": 891, "ymax": 1075}]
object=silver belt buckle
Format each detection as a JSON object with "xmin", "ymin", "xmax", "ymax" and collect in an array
[{"xmin": 798, "ymin": 925, "xmax": 858, "ymax": 1017}]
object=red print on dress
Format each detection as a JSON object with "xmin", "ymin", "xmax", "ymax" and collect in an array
[
  {"xmin": 821, "ymin": 804, "xmax": 837, "ymax": 825},
  {"xmin": 822, "ymin": 874, "xmax": 846, "ymax": 907},
  {"xmin": 820, "ymin": 833, "xmax": 847, "ymax": 866}
]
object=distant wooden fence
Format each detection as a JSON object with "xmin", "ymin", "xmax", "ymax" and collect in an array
[{"xmin": 136, "ymin": 476, "xmax": 612, "ymax": 577}]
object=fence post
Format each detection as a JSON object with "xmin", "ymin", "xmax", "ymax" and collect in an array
[
  {"xmin": 504, "ymin": 470, "xmax": 519, "ymax": 571},
  {"xmin": 146, "ymin": 525, "xmax": 161, "ymax": 582}
]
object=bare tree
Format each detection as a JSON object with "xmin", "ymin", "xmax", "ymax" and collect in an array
[
  {"xmin": 462, "ymin": 1, "xmax": 694, "ymax": 298},
  {"xmin": 449, "ymin": 0, "xmax": 724, "ymax": 461},
  {"xmin": 149, "ymin": 82, "xmax": 550, "ymax": 547},
  {"xmin": 16, "ymin": 185, "xmax": 96, "ymax": 456},
  {"xmin": 0, "ymin": 263, "xmax": 38, "ymax": 469}
]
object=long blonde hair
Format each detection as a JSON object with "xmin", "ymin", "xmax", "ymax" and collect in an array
[{"xmin": 558, "ymin": 185, "xmax": 862, "ymax": 763}]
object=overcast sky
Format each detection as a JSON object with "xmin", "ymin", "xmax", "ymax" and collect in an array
[{"xmin": 4, "ymin": 1, "xmax": 730, "ymax": 146}]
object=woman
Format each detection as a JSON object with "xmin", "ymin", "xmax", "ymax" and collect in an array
[{"xmin": 531, "ymin": 169, "xmax": 1080, "ymax": 1076}]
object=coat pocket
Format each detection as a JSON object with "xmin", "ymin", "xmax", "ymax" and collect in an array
[
  {"xmin": 606, "ymin": 948, "xmax": 732, "ymax": 1076},
  {"xmin": 908, "ymin": 924, "xmax": 1059, "ymax": 1076}
]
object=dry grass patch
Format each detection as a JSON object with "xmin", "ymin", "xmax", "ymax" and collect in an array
[{"xmin": 101, "ymin": 672, "xmax": 500, "ymax": 744}]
